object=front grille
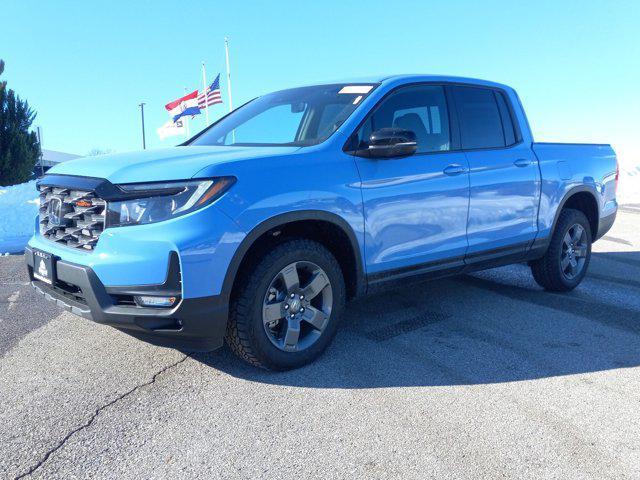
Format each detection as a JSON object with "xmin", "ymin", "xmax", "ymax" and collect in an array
[{"xmin": 39, "ymin": 186, "xmax": 106, "ymax": 250}]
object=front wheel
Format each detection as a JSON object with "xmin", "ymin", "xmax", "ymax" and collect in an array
[
  {"xmin": 226, "ymin": 239, "xmax": 346, "ymax": 370},
  {"xmin": 530, "ymin": 208, "xmax": 592, "ymax": 292}
]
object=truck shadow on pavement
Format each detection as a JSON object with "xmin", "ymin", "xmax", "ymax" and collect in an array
[{"xmin": 193, "ymin": 250, "xmax": 640, "ymax": 388}]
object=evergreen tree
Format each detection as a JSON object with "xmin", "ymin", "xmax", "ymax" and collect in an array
[{"xmin": 0, "ymin": 59, "xmax": 41, "ymax": 186}]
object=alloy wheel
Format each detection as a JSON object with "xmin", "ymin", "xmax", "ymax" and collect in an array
[
  {"xmin": 262, "ymin": 261, "xmax": 333, "ymax": 352},
  {"xmin": 560, "ymin": 223, "xmax": 588, "ymax": 280}
]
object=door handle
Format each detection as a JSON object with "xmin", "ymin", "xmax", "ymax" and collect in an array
[
  {"xmin": 443, "ymin": 164, "xmax": 467, "ymax": 176},
  {"xmin": 514, "ymin": 158, "xmax": 532, "ymax": 167}
]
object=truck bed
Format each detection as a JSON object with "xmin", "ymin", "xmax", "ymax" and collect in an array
[{"xmin": 532, "ymin": 142, "xmax": 618, "ymax": 240}]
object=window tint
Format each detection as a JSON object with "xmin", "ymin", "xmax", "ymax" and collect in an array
[
  {"xmin": 223, "ymin": 104, "xmax": 304, "ymax": 145},
  {"xmin": 494, "ymin": 91, "xmax": 516, "ymax": 146},
  {"xmin": 316, "ymin": 103, "xmax": 352, "ymax": 139},
  {"xmin": 453, "ymin": 86, "xmax": 505, "ymax": 149},
  {"xmin": 356, "ymin": 85, "xmax": 450, "ymax": 153}
]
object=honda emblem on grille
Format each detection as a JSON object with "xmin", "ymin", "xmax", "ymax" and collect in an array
[
  {"xmin": 38, "ymin": 258, "xmax": 48, "ymax": 278},
  {"xmin": 47, "ymin": 197, "xmax": 63, "ymax": 226}
]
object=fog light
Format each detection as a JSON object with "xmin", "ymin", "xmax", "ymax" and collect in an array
[{"xmin": 134, "ymin": 295, "xmax": 177, "ymax": 308}]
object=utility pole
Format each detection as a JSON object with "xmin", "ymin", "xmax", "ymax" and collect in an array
[{"xmin": 139, "ymin": 102, "xmax": 147, "ymax": 149}]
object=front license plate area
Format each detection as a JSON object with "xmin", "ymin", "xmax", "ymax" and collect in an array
[{"xmin": 33, "ymin": 249, "xmax": 56, "ymax": 285}]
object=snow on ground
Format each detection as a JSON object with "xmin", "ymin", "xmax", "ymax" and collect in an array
[
  {"xmin": 0, "ymin": 181, "xmax": 39, "ymax": 254},
  {"xmin": 618, "ymin": 160, "xmax": 640, "ymax": 204}
]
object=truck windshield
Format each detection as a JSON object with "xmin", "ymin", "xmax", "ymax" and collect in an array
[{"xmin": 189, "ymin": 83, "xmax": 377, "ymax": 147}]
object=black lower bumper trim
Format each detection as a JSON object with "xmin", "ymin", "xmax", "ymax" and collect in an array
[
  {"xmin": 596, "ymin": 210, "xmax": 617, "ymax": 241},
  {"xmin": 25, "ymin": 247, "xmax": 228, "ymax": 352}
]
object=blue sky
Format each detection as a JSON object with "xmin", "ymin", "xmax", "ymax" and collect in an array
[{"xmin": 2, "ymin": 0, "xmax": 638, "ymax": 165}]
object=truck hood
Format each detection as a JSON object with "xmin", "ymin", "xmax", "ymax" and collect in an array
[{"xmin": 48, "ymin": 146, "xmax": 300, "ymax": 184}]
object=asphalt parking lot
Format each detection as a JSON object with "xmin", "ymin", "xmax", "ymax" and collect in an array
[{"xmin": 1, "ymin": 207, "xmax": 639, "ymax": 479}]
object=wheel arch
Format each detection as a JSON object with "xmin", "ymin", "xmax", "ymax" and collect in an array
[
  {"xmin": 552, "ymin": 186, "xmax": 600, "ymax": 240},
  {"xmin": 221, "ymin": 210, "xmax": 366, "ymax": 301}
]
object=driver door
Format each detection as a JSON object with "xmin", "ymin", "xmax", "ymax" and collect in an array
[{"xmin": 351, "ymin": 84, "xmax": 470, "ymax": 281}]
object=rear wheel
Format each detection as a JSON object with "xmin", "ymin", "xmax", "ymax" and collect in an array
[
  {"xmin": 530, "ymin": 208, "xmax": 592, "ymax": 292},
  {"xmin": 226, "ymin": 239, "xmax": 346, "ymax": 370}
]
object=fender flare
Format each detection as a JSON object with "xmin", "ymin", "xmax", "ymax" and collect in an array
[
  {"xmin": 220, "ymin": 210, "xmax": 365, "ymax": 298},
  {"xmin": 549, "ymin": 185, "xmax": 600, "ymax": 240}
]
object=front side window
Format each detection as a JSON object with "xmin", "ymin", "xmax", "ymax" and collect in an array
[
  {"xmin": 354, "ymin": 85, "xmax": 451, "ymax": 154},
  {"xmin": 452, "ymin": 86, "xmax": 506, "ymax": 149},
  {"xmin": 190, "ymin": 84, "xmax": 376, "ymax": 147}
]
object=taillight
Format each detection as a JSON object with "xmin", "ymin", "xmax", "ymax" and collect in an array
[{"xmin": 615, "ymin": 161, "xmax": 619, "ymax": 193}]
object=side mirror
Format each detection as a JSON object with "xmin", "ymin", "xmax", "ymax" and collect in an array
[{"xmin": 364, "ymin": 128, "xmax": 417, "ymax": 158}]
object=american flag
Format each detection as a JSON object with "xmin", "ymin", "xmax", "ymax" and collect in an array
[{"xmin": 198, "ymin": 74, "xmax": 222, "ymax": 109}]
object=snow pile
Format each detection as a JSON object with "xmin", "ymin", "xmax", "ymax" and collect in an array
[
  {"xmin": 0, "ymin": 180, "xmax": 39, "ymax": 253},
  {"xmin": 618, "ymin": 160, "xmax": 640, "ymax": 204}
]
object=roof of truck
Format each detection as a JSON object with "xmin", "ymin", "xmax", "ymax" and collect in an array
[
  {"xmin": 299, "ymin": 74, "xmax": 512, "ymax": 91},
  {"xmin": 381, "ymin": 74, "xmax": 507, "ymax": 86}
]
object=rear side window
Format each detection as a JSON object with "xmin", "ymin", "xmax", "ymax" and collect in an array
[
  {"xmin": 453, "ymin": 86, "xmax": 505, "ymax": 149},
  {"xmin": 495, "ymin": 91, "xmax": 517, "ymax": 146}
]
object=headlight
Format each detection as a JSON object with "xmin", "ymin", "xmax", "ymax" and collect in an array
[{"xmin": 105, "ymin": 177, "xmax": 235, "ymax": 227}]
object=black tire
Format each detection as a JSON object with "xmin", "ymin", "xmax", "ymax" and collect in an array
[
  {"xmin": 226, "ymin": 238, "xmax": 346, "ymax": 370},
  {"xmin": 530, "ymin": 208, "xmax": 592, "ymax": 292}
]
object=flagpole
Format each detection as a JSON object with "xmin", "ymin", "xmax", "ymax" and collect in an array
[
  {"xmin": 225, "ymin": 37, "xmax": 235, "ymax": 143},
  {"xmin": 183, "ymin": 86, "xmax": 190, "ymax": 137},
  {"xmin": 201, "ymin": 62, "xmax": 210, "ymax": 126},
  {"xmin": 224, "ymin": 37, "xmax": 233, "ymax": 112}
]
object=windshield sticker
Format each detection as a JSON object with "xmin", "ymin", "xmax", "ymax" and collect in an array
[{"xmin": 339, "ymin": 85, "xmax": 374, "ymax": 94}]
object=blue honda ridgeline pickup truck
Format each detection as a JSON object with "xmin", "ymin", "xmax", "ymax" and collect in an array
[{"xmin": 26, "ymin": 75, "xmax": 618, "ymax": 370}]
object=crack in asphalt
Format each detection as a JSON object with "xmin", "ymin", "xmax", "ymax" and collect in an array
[{"xmin": 14, "ymin": 353, "xmax": 191, "ymax": 479}]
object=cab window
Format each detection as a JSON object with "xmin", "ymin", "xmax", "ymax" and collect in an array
[
  {"xmin": 355, "ymin": 85, "xmax": 451, "ymax": 153},
  {"xmin": 452, "ymin": 86, "xmax": 508, "ymax": 149}
]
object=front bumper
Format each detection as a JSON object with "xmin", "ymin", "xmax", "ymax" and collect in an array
[{"xmin": 25, "ymin": 246, "xmax": 228, "ymax": 351}]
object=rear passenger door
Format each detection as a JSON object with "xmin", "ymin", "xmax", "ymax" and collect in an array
[{"xmin": 451, "ymin": 85, "xmax": 540, "ymax": 263}]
